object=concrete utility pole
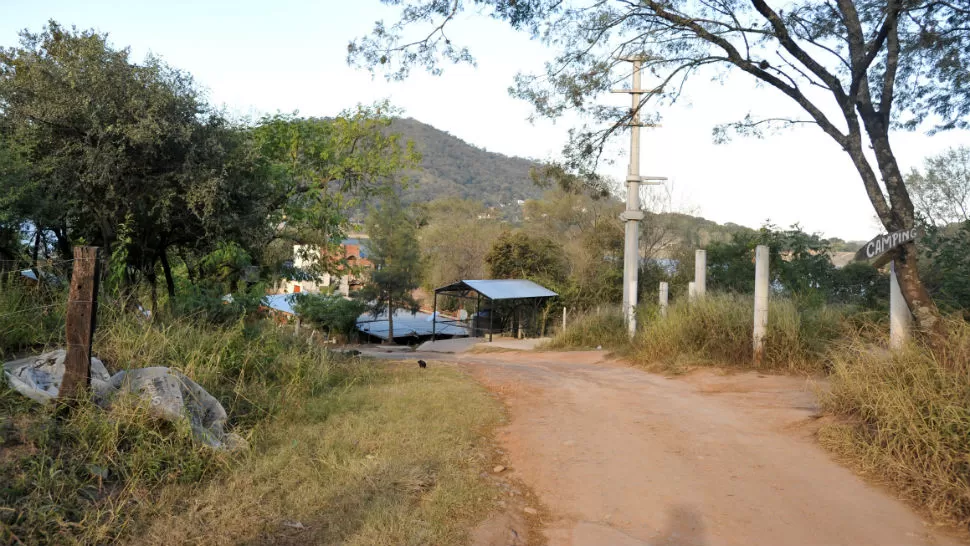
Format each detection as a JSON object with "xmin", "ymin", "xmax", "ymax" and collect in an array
[{"xmin": 613, "ymin": 57, "xmax": 665, "ymax": 338}]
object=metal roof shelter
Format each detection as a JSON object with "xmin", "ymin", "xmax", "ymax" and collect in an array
[{"xmin": 433, "ymin": 279, "xmax": 558, "ymax": 342}]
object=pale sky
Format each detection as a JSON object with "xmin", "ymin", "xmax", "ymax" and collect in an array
[{"xmin": 2, "ymin": 0, "xmax": 968, "ymax": 241}]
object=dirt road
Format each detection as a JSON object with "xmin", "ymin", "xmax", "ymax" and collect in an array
[{"xmin": 448, "ymin": 349, "xmax": 965, "ymax": 546}]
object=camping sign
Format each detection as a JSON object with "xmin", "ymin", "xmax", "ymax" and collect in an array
[{"xmin": 853, "ymin": 227, "xmax": 921, "ymax": 263}]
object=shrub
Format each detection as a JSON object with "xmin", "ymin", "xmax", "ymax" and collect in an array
[
  {"xmin": 293, "ymin": 293, "xmax": 368, "ymax": 339},
  {"xmin": 170, "ymin": 283, "xmax": 266, "ymax": 324}
]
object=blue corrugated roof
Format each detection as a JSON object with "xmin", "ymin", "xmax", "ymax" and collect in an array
[
  {"xmin": 435, "ymin": 279, "xmax": 557, "ymax": 300},
  {"xmin": 262, "ymin": 294, "xmax": 298, "ymax": 315}
]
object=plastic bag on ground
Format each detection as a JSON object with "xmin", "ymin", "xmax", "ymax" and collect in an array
[
  {"xmin": 109, "ymin": 367, "xmax": 243, "ymax": 450},
  {"xmin": 3, "ymin": 351, "xmax": 245, "ymax": 451},
  {"xmin": 2, "ymin": 349, "xmax": 112, "ymax": 403}
]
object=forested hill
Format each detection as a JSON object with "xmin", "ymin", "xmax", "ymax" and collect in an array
[{"xmin": 390, "ymin": 118, "xmax": 544, "ymax": 206}]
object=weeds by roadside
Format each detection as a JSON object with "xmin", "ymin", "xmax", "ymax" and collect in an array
[
  {"xmin": 548, "ymin": 294, "xmax": 853, "ymax": 373},
  {"xmin": 819, "ymin": 319, "xmax": 970, "ymax": 528}
]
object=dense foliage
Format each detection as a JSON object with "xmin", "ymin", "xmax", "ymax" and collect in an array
[{"xmin": 0, "ymin": 23, "xmax": 415, "ymax": 308}]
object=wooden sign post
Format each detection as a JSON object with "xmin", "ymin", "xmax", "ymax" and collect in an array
[{"xmin": 60, "ymin": 246, "xmax": 101, "ymax": 399}]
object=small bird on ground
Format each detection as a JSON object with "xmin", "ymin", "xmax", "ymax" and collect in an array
[{"xmin": 417, "ymin": 360, "xmax": 427, "ymax": 369}]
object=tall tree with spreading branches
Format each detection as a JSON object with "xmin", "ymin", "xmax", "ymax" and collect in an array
[{"xmin": 349, "ymin": 0, "xmax": 970, "ymax": 337}]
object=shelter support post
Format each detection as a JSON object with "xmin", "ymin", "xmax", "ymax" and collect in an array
[
  {"xmin": 432, "ymin": 291, "xmax": 437, "ymax": 342},
  {"xmin": 488, "ymin": 299, "xmax": 494, "ymax": 342}
]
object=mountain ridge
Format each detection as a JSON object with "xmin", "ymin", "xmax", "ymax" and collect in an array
[{"xmin": 391, "ymin": 117, "xmax": 544, "ymax": 206}]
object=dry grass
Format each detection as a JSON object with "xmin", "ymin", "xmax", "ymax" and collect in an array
[
  {"xmin": 543, "ymin": 311, "xmax": 628, "ymax": 351},
  {"xmin": 132, "ymin": 363, "xmax": 504, "ymax": 545},
  {"xmin": 819, "ymin": 319, "xmax": 970, "ymax": 528},
  {"xmin": 632, "ymin": 294, "xmax": 846, "ymax": 373}
]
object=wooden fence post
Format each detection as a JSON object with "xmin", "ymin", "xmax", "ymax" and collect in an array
[{"xmin": 61, "ymin": 246, "xmax": 100, "ymax": 399}]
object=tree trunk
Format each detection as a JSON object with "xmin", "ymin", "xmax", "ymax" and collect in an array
[
  {"xmin": 54, "ymin": 226, "xmax": 72, "ymax": 261},
  {"xmin": 159, "ymin": 249, "xmax": 176, "ymax": 300},
  {"xmin": 179, "ymin": 250, "xmax": 195, "ymax": 282},
  {"xmin": 864, "ymin": 127, "xmax": 946, "ymax": 338},
  {"xmin": 148, "ymin": 266, "xmax": 158, "ymax": 317},
  {"xmin": 30, "ymin": 226, "xmax": 42, "ymax": 281},
  {"xmin": 386, "ymin": 295, "xmax": 394, "ymax": 344}
]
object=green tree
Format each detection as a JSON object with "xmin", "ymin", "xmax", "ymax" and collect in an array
[
  {"xmin": 358, "ymin": 195, "xmax": 422, "ymax": 342},
  {"xmin": 351, "ymin": 0, "xmax": 970, "ymax": 336},
  {"xmin": 485, "ymin": 231, "xmax": 567, "ymax": 286},
  {"xmin": 416, "ymin": 197, "xmax": 504, "ymax": 289},
  {"xmin": 920, "ymin": 221, "xmax": 970, "ymax": 315},
  {"xmin": 294, "ymin": 293, "xmax": 369, "ymax": 339},
  {"xmin": 251, "ymin": 108, "xmax": 419, "ymax": 283},
  {"xmin": 906, "ymin": 146, "xmax": 970, "ymax": 226},
  {"xmin": 0, "ymin": 22, "xmax": 267, "ymax": 302}
]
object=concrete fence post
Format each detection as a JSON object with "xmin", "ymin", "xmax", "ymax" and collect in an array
[
  {"xmin": 688, "ymin": 281, "xmax": 696, "ymax": 301},
  {"xmin": 694, "ymin": 249, "xmax": 706, "ymax": 299},
  {"xmin": 889, "ymin": 261, "xmax": 913, "ymax": 350},
  {"xmin": 753, "ymin": 245, "xmax": 770, "ymax": 366},
  {"xmin": 562, "ymin": 307, "xmax": 567, "ymax": 332},
  {"xmin": 659, "ymin": 282, "xmax": 669, "ymax": 318}
]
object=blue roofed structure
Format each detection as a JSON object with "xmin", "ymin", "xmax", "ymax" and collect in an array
[{"xmin": 433, "ymin": 279, "xmax": 558, "ymax": 342}]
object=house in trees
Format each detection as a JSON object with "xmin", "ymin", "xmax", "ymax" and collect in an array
[{"xmin": 279, "ymin": 236, "xmax": 372, "ymax": 296}]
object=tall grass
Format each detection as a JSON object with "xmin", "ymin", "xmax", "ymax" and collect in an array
[
  {"xmin": 0, "ymin": 278, "xmax": 66, "ymax": 359},
  {"xmin": 548, "ymin": 294, "xmax": 851, "ymax": 373},
  {"xmin": 633, "ymin": 294, "xmax": 848, "ymax": 372},
  {"xmin": 819, "ymin": 319, "xmax": 970, "ymax": 527},
  {"xmin": 544, "ymin": 309, "xmax": 628, "ymax": 350}
]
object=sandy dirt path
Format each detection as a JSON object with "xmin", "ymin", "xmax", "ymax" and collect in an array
[{"xmin": 448, "ymin": 350, "xmax": 965, "ymax": 546}]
